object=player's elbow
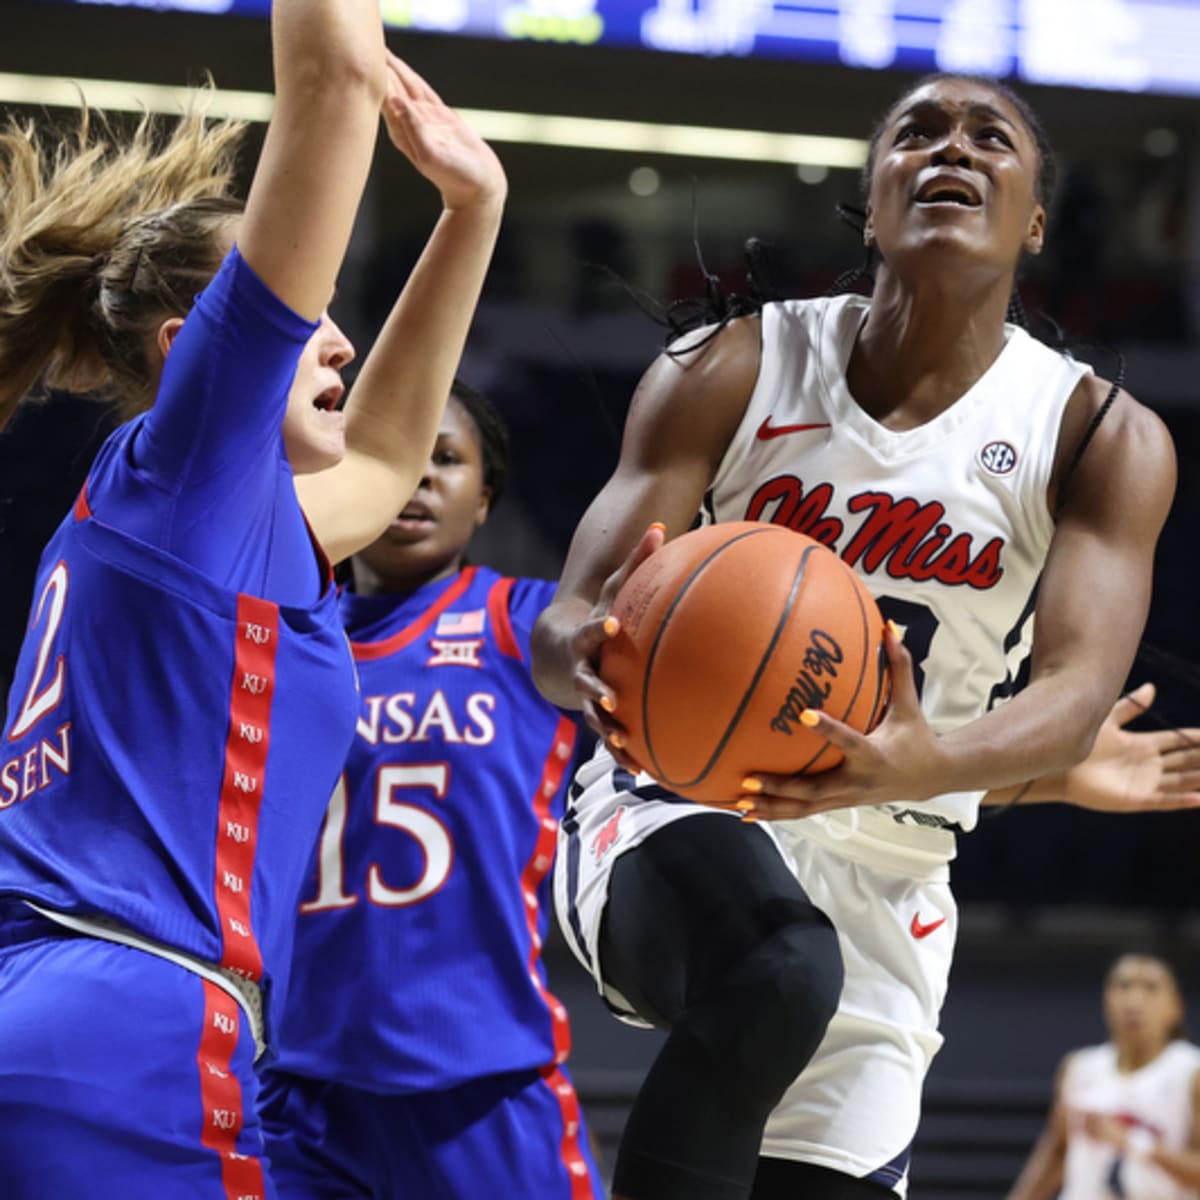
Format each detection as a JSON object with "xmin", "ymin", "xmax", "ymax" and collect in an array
[
  {"xmin": 286, "ymin": 43, "xmax": 386, "ymax": 114},
  {"xmin": 1054, "ymin": 696, "xmax": 1107, "ymax": 772}
]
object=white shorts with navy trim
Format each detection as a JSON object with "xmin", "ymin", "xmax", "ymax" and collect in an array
[{"xmin": 554, "ymin": 743, "xmax": 958, "ymax": 1195}]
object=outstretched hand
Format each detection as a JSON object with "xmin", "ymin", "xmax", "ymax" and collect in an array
[
  {"xmin": 380, "ymin": 51, "xmax": 506, "ymax": 211},
  {"xmin": 740, "ymin": 622, "xmax": 945, "ymax": 820},
  {"xmin": 570, "ymin": 522, "xmax": 666, "ymax": 773},
  {"xmin": 1060, "ymin": 682, "xmax": 1200, "ymax": 813}
]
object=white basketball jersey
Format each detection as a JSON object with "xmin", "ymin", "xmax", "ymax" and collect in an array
[
  {"xmin": 708, "ymin": 293, "xmax": 1091, "ymax": 833},
  {"xmin": 1060, "ymin": 1041, "xmax": 1200, "ymax": 1200}
]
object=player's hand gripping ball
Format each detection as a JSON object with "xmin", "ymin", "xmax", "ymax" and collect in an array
[{"xmin": 599, "ymin": 523, "xmax": 890, "ymax": 803}]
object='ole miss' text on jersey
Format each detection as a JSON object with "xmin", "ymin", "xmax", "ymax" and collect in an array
[{"xmin": 273, "ymin": 567, "xmax": 578, "ymax": 1090}]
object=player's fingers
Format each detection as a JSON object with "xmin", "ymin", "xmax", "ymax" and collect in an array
[
  {"xmin": 880, "ymin": 621, "xmax": 921, "ymax": 718},
  {"xmin": 701, "ymin": 797, "xmax": 752, "ymax": 814},
  {"xmin": 598, "ymin": 522, "xmax": 666, "ymax": 608},
  {"xmin": 1148, "ymin": 792, "xmax": 1200, "ymax": 810},
  {"xmin": 572, "ymin": 613, "xmax": 616, "ymax": 661},
  {"xmin": 1112, "ymin": 682, "xmax": 1156, "ymax": 728},
  {"xmin": 1160, "ymin": 768, "xmax": 1200, "ymax": 791},
  {"xmin": 745, "ymin": 792, "xmax": 855, "ymax": 822},
  {"xmin": 785, "ymin": 708, "xmax": 869, "ymax": 758},
  {"xmin": 606, "ymin": 741, "xmax": 647, "ymax": 775},
  {"xmin": 573, "ymin": 662, "xmax": 620, "ymax": 716},
  {"xmin": 580, "ymin": 695, "xmax": 629, "ymax": 741},
  {"xmin": 386, "ymin": 50, "xmax": 443, "ymax": 105},
  {"xmin": 1158, "ymin": 728, "xmax": 1200, "ymax": 758},
  {"xmin": 741, "ymin": 771, "xmax": 824, "ymax": 806}
]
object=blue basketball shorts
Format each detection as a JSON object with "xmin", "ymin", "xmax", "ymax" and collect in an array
[
  {"xmin": 259, "ymin": 1064, "xmax": 604, "ymax": 1200},
  {"xmin": 0, "ymin": 907, "xmax": 272, "ymax": 1200}
]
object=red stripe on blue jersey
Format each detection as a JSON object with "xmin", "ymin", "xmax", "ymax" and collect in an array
[
  {"xmin": 521, "ymin": 713, "xmax": 577, "ymax": 1066},
  {"xmin": 540, "ymin": 1065, "xmax": 596, "ymax": 1200},
  {"xmin": 487, "ymin": 576, "xmax": 522, "ymax": 661},
  {"xmin": 349, "ymin": 567, "xmax": 479, "ymax": 662},
  {"xmin": 197, "ymin": 981, "xmax": 267, "ymax": 1200},
  {"xmin": 214, "ymin": 595, "xmax": 279, "ymax": 982},
  {"xmin": 271, "ymin": 569, "xmax": 580, "ymax": 1093},
  {"xmin": 73, "ymin": 481, "xmax": 91, "ymax": 522}
]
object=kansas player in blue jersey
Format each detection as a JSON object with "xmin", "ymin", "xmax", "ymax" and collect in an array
[
  {"xmin": 0, "ymin": 4, "xmax": 506, "ymax": 1195},
  {"xmin": 259, "ymin": 380, "xmax": 604, "ymax": 1199}
]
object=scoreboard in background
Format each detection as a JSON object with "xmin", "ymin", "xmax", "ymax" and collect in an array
[{"xmin": 54, "ymin": 1, "xmax": 1200, "ymax": 98}]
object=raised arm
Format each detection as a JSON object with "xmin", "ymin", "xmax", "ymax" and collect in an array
[
  {"xmin": 530, "ymin": 317, "xmax": 758, "ymax": 744},
  {"xmin": 238, "ymin": 0, "xmax": 386, "ymax": 320},
  {"xmin": 295, "ymin": 54, "xmax": 507, "ymax": 564}
]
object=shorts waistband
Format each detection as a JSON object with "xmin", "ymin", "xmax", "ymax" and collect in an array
[
  {"xmin": 4, "ymin": 900, "xmax": 266, "ymax": 1060},
  {"xmin": 778, "ymin": 805, "xmax": 955, "ymax": 880}
]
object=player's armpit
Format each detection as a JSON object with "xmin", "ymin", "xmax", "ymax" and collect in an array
[{"xmin": 530, "ymin": 317, "xmax": 759, "ymax": 710}]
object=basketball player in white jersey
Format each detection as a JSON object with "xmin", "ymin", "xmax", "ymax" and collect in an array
[
  {"xmin": 1009, "ymin": 954, "xmax": 1200, "ymax": 1199},
  {"xmin": 531, "ymin": 73, "xmax": 1178, "ymax": 1200}
]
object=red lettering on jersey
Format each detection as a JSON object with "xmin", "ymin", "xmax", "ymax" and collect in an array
[
  {"xmin": 745, "ymin": 475, "xmax": 843, "ymax": 547},
  {"xmin": 196, "ymin": 980, "xmax": 267, "ymax": 1200},
  {"xmin": 743, "ymin": 480, "xmax": 1005, "ymax": 589},
  {"xmin": 0, "ymin": 722, "xmax": 72, "ymax": 810},
  {"xmin": 843, "ymin": 492, "xmax": 1004, "ymax": 589},
  {"xmin": 591, "ymin": 806, "xmax": 627, "ymax": 864},
  {"xmin": 213, "ymin": 596, "xmax": 279, "ymax": 983}
]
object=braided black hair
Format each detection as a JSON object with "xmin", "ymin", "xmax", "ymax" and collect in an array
[{"xmin": 449, "ymin": 378, "xmax": 509, "ymax": 506}]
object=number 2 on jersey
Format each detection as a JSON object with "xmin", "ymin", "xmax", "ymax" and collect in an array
[
  {"xmin": 8, "ymin": 563, "xmax": 69, "ymax": 741},
  {"xmin": 300, "ymin": 763, "xmax": 454, "ymax": 912}
]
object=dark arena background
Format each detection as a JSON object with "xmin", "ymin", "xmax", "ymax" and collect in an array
[{"xmin": 2, "ymin": 3, "xmax": 1199, "ymax": 1195}]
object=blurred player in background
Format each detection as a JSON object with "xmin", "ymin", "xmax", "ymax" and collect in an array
[
  {"xmin": 259, "ymin": 380, "xmax": 604, "ymax": 1199},
  {"xmin": 0, "ymin": 2, "xmax": 505, "ymax": 1192},
  {"xmin": 1009, "ymin": 953, "xmax": 1200, "ymax": 1199},
  {"xmin": 532, "ymin": 72, "xmax": 1177, "ymax": 1200}
]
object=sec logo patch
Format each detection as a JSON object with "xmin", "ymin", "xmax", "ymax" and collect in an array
[{"xmin": 979, "ymin": 440, "xmax": 1018, "ymax": 476}]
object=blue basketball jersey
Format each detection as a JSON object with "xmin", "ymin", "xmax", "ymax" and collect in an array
[
  {"xmin": 272, "ymin": 568, "xmax": 578, "ymax": 1093},
  {"xmin": 0, "ymin": 247, "xmax": 360, "ymax": 1050}
]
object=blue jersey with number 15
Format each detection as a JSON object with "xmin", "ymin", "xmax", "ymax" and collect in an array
[{"xmin": 273, "ymin": 567, "xmax": 577, "ymax": 1093}]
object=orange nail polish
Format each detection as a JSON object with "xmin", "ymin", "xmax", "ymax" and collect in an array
[
  {"xmin": 736, "ymin": 798, "xmax": 757, "ymax": 813},
  {"xmin": 741, "ymin": 776, "xmax": 763, "ymax": 794},
  {"xmin": 598, "ymin": 695, "xmax": 616, "ymax": 715},
  {"xmin": 800, "ymin": 709, "xmax": 820, "ymax": 728},
  {"xmin": 886, "ymin": 620, "xmax": 901, "ymax": 639},
  {"xmin": 609, "ymin": 733, "xmax": 625, "ymax": 751},
  {"xmin": 603, "ymin": 616, "xmax": 620, "ymax": 637},
  {"xmin": 649, "ymin": 522, "xmax": 666, "ymax": 533}
]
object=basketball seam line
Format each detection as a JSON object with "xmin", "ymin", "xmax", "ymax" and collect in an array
[
  {"xmin": 642, "ymin": 527, "xmax": 774, "ymax": 783},
  {"xmin": 657, "ymin": 539, "xmax": 817, "ymax": 790}
]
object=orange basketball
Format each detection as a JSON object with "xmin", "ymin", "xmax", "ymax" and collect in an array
[{"xmin": 599, "ymin": 522, "xmax": 890, "ymax": 804}]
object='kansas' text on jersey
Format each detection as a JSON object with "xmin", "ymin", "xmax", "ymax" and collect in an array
[{"xmin": 273, "ymin": 568, "xmax": 577, "ymax": 1091}]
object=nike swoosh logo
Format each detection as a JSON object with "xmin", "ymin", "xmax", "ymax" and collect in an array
[
  {"xmin": 756, "ymin": 416, "xmax": 832, "ymax": 440},
  {"xmin": 910, "ymin": 913, "xmax": 946, "ymax": 939}
]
